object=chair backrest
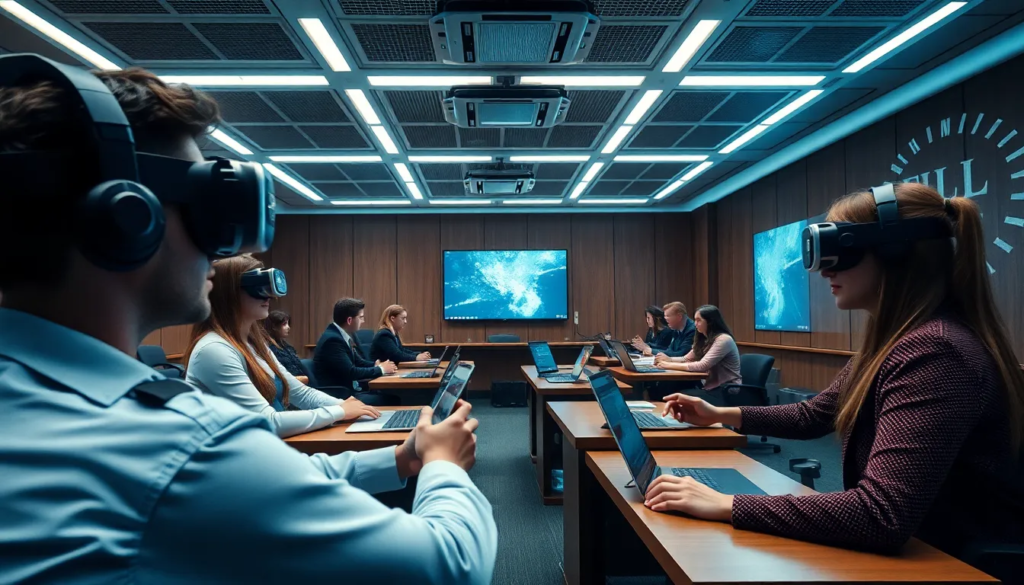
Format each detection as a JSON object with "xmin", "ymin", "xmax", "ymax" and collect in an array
[
  {"xmin": 740, "ymin": 353, "xmax": 775, "ymax": 388},
  {"xmin": 137, "ymin": 345, "xmax": 169, "ymax": 367},
  {"xmin": 301, "ymin": 359, "xmax": 319, "ymax": 387},
  {"xmin": 354, "ymin": 328, "xmax": 375, "ymax": 353},
  {"xmin": 487, "ymin": 334, "xmax": 521, "ymax": 343}
]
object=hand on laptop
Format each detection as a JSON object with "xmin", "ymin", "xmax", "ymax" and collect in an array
[
  {"xmin": 631, "ymin": 337, "xmax": 650, "ymax": 353},
  {"xmin": 339, "ymin": 397, "xmax": 381, "ymax": 421},
  {"xmin": 661, "ymin": 393, "xmax": 722, "ymax": 427},
  {"xmin": 644, "ymin": 474, "xmax": 734, "ymax": 522},
  {"xmin": 414, "ymin": 400, "xmax": 479, "ymax": 472},
  {"xmin": 416, "ymin": 351, "xmax": 431, "ymax": 361},
  {"xmin": 379, "ymin": 360, "xmax": 398, "ymax": 375}
]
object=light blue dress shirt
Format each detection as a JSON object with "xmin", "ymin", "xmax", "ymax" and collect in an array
[{"xmin": 0, "ymin": 308, "xmax": 497, "ymax": 584}]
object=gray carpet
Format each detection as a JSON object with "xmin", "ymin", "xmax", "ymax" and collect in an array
[{"xmin": 465, "ymin": 399, "xmax": 844, "ymax": 585}]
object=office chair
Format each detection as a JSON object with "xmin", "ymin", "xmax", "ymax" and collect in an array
[
  {"xmin": 789, "ymin": 458, "xmax": 821, "ymax": 489},
  {"xmin": 137, "ymin": 345, "xmax": 185, "ymax": 379},
  {"xmin": 721, "ymin": 353, "xmax": 780, "ymax": 453},
  {"xmin": 355, "ymin": 329, "xmax": 375, "ymax": 358},
  {"xmin": 487, "ymin": 334, "xmax": 521, "ymax": 343},
  {"xmin": 301, "ymin": 358, "xmax": 353, "ymax": 399}
]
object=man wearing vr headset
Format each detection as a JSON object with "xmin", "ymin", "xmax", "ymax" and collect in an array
[{"xmin": 0, "ymin": 55, "xmax": 495, "ymax": 584}]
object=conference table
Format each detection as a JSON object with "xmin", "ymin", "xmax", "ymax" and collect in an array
[
  {"xmin": 605, "ymin": 366, "xmax": 707, "ymax": 384},
  {"xmin": 285, "ymin": 406, "xmax": 410, "ymax": 455},
  {"xmin": 366, "ymin": 361, "xmax": 468, "ymax": 391},
  {"xmin": 581, "ymin": 450, "xmax": 995, "ymax": 584},
  {"xmin": 588, "ymin": 355, "xmax": 620, "ymax": 368}
]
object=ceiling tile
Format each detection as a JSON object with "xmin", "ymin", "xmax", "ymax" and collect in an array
[
  {"xmin": 586, "ymin": 25, "xmax": 667, "ymax": 63},
  {"xmin": 83, "ymin": 22, "xmax": 217, "ymax": 60},
  {"xmin": 534, "ymin": 163, "xmax": 581, "ymax": 180},
  {"xmin": 404, "ymin": 125, "xmax": 458, "ymax": 148},
  {"xmin": 745, "ymin": 0, "xmax": 833, "ymax": 17},
  {"xmin": 529, "ymin": 181, "xmax": 569, "ymax": 196},
  {"xmin": 642, "ymin": 163, "xmax": 692, "ymax": 180},
  {"xmin": 336, "ymin": 0, "xmax": 433, "ymax": 16},
  {"xmin": 503, "ymin": 128, "xmax": 548, "ymax": 148},
  {"xmin": 566, "ymin": 90, "xmax": 625, "ymax": 124},
  {"xmin": 358, "ymin": 181, "xmax": 403, "ymax": 197},
  {"xmin": 628, "ymin": 126, "xmax": 690, "ymax": 148},
  {"xmin": 418, "ymin": 164, "xmax": 463, "ymax": 181},
  {"xmin": 622, "ymin": 181, "xmax": 664, "ymax": 196},
  {"xmin": 776, "ymin": 26, "xmax": 884, "ymax": 64},
  {"xmin": 385, "ymin": 91, "xmax": 446, "ymax": 124},
  {"xmin": 676, "ymin": 125, "xmax": 741, "ymax": 148},
  {"xmin": 603, "ymin": 163, "xmax": 650, "ymax": 181},
  {"xmin": 830, "ymin": 0, "xmax": 927, "ymax": 17},
  {"xmin": 167, "ymin": 0, "xmax": 271, "ymax": 14},
  {"xmin": 351, "ymin": 23, "xmax": 435, "ymax": 62},
  {"xmin": 590, "ymin": 181, "xmax": 629, "ymax": 196},
  {"xmin": 706, "ymin": 26, "xmax": 803, "ymax": 63},
  {"xmin": 285, "ymin": 164, "xmax": 346, "ymax": 182},
  {"xmin": 459, "ymin": 128, "xmax": 502, "ymax": 148},
  {"xmin": 546, "ymin": 125, "xmax": 602, "ymax": 149},
  {"xmin": 192, "ymin": 22, "xmax": 303, "ymax": 60},
  {"xmin": 427, "ymin": 182, "xmax": 466, "ymax": 196},
  {"xmin": 264, "ymin": 91, "xmax": 350, "ymax": 123},
  {"xmin": 706, "ymin": 91, "xmax": 789, "ymax": 123},
  {"xmin": 316, "ymin": 183, "xmax": 363, "ymax": 197},
  {"xmin": 235, "ymin": 126, "xmax": 314, "ymax": 149},
  {"xmin": 654, "ymin": 91, "xmax": 730, "ymax": 123},
  {"xmin": 342, "ymin": 164, "xmax": 393, "ymax": 181},
  {"xmin": 206, "ymin": 91, "xmax": 283, "ymax": 123},
  {"xmin": 299, "ymin": 126, "xmax": 369, "ymax": 149},
  {"xmin": 590, "ymin": 0, "xmax": 690, "ymax": 17},
  {"xmin": 49, "ymin": 0, "xmax": 167, "ymax": 14}
]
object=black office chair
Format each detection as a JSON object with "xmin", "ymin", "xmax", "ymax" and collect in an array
[
  {"xmin": 137, "ymin": 345, "xmax": 185, "ymax": 379},
  {"xmin": 487, "ymin": 334, "xmax": 521, "ymax": 343},
  {"xmin": 301, "ymin": 358, "xmax": 353, "ymax": 399},
  {"xmin": 721, "ymin": 353, "xmax": 780, "ymax": 453},
  {"xmin": 355, "ymin": 329, "xmax": 375, "ymax": 359}
]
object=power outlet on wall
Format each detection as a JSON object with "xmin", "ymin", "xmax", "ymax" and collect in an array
[{"xmin": 573, "ymin": 311, "xmax": 579, "ymax": 325}]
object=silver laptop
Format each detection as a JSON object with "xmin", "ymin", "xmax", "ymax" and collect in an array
[
  {"xmin": 400, "ymin": 346, "xmax": 449, "ymax": 378},
  {"xmin": 347, "ymin": 361, "xmax": 474, "ymax": 433},
  {"xmin": 545, "ymin": 345, "xmax": 594, "ymax": 383}
]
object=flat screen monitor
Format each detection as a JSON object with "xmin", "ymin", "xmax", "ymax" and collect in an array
[
  {"xmin": 443, "ymin": 250, "xmax": 568, "ymax": 321},
  {"xmin": 754, "ymin": 218, "xmax": 811, "ymax": 332}
]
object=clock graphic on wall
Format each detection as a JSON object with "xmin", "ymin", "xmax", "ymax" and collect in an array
[{"xmin": 888, "ymin": 111, "xmax": 1023, "ymax": 276}]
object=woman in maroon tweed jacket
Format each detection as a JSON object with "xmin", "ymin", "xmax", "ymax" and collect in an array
[{"xmin": 652, "ymin": 183, "xmax": 1024, "ymax": 562}]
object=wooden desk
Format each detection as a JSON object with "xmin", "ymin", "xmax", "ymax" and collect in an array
[
  {"xmin": 285, "ymin": 406, "xmax": 409, "ymax": 455},
  {"xmin": 366, "ymin": 361, "xmax": 468, "ymax": 391},
  {"xmin": 589, "ymin": 355, "xmax": 620, "ymax": 368},
  {"xmin": 607, "ymin": 366, "xmax": 707, "ymax": 383},
  {"xmin": 521, "ymin": 365, "xmax": 631, "ymax": 505},
  {"xmin": 580, "ymin": 450, "xmax": 995, "ymax": 585}
]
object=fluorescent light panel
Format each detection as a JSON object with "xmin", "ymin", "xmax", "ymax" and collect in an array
[
  {"xmin": 520, "ymin": 75, "xmax": 645, "ymax": 87},
  {"xmin": 579, "ymin": 198, "xmax": 647, "ymax": 204},
  {"xmin": 268, "ymin": 155, "xmax": 382, "ymax": 163},
  {"xmin": 263, "ymin": 164, "xmax": 323, "ymax": 202},
  {"xmin": 653, "ymin": 180, "xmax": 685, "ymax": 201},
  {"xmin": 209, "ymin": 128, "xmax": 253, "ymax": 156},
  {"xmin": 331, "ymin": 199, "xmax": 411, "ymax": 206},
  {"xmin": 843, "ymin": 2, "xmax": 967, "ymax": 73},
  {"xmin": 344, "ymin": 89, "xmax": 381, "ymax": 125},
  {"xmin": 681, "ymin": 161, "xmax": 714, "ymax": 181},
  {"xmin": 429, "ymin": 199, "xmax": 492, "ymax": 205},
  {"xmin": 408, "ymin": 155, "xmax": 492, "ymax": 163},
  {"xmin": 393, "ymin": 163, "xmax": 414, "ymax": 183},
  {"xmin": 680, "ymin": 75, "xmax": 825, "ymax": 87},
  {"xmin": 367, "ymin": 76, "xmax": 491, "ymax": 87},
  {"xmin": 297, "ymin": 18, "xmax": 349, "ymax": 71},
  {"xmin": 653, "ymin": 162, "xmax": 714, "ymax": 200},
  {"xmin": 502, "ymin": 199, "xmax": 563, "ymax": 205},
  {"xmin": 613, "ymin": 154, "xmax": 708, "ymax": 162},
  {"xmin": 663, "ymin": 20, "xmax": 720, "ymax": 73},
  {"xmin": 0, "ymin": 1, "xmax": 120, "ymax": 70},
  {"xmin": 581, "ymin": 163, "xmax": 604, "ymax": 182},
  {"xmin": 404, "ymin": 182, "xmax": 424, "ymax": 200},
  {"xmin": 762, "ymin": 90, "xmax": 824, "ymax": 125},
  {"xmin": 370, "ymin": 126, "xmax": 399, "ymax": 154},
  {"xmin": 601, "ymin": 125, "xmax": 634, "ymax": 154},
  {"xmin": 160, "ymin": 75, "xmax": 329, "ymax": 87},
  {"xmin": 508, "ymin": 155, "xmax": 591, "ymax": 162},
  {"xmin": 570, "ymin": 181, "xmax": 590, "ymax": 200},
  {"xmin": 624, "ymin": 90, "xmax": 663, "ymax": 125},
  {"xmin": 719, "ymin": 125, "xmax": 770, "ymax": 154}
]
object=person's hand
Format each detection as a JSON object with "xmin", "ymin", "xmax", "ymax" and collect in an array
[
  {"xmin": 661, "ymin": 393, "xmax": 721, "ymax": 426},
  {"xmin": 413, "ymin": 400, "xmax": 479, "ymax": 471},
  {"xmin": 644, "ymin": 474, "xmax": 734, "ymax": 522},
  {"xmin": 654, "ymin": 352, "xmax": 667, "ymax": 360},
  {"xmin": 395, "ymin": 429, "xmax": 424, "ymax": 479},
  {"xmin": 654, "ymin": 353, "xmax": 670, "ymax": 365},
  {"xmin": 379, "ymin": 360, "xmax": 398, "ymax": 374},
  {"xmin": 642, "ymin": 348, "xmax": 653, "ymax": 357},
  {"xmin": 340, "ymin": 397, "xmax": 381, "ymax": 421},
  {"xmin": 417, "ymin": 351, "xmax": 431, "ymax": 361}
]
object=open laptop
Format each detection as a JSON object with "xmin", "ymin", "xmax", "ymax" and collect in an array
[
  {"xmin": 528, "ymin": 341, "xmax": 559, "ymax": 376},
  {"xmin": 588, "ymin": 370, "xmax": 690, "ymax": 431},
  {"xmin": 347, "ymin": 361, "xmax": 475, "ymax": 433},
  {"xmin": 400, "ymin": 346, "xmax": 449, "ymax": 378},
  {"xmin": 598, "ymin": 338, "xmax": 619, "ymax": 359},
  {"xmin": 545, "ymin": 345, "xmax": 594, "ymax": 383},
  {"xmin": 610, "ymin": 340, "xmax": 666, "ymax": 373},
  {"xmin": 589, "ymin": 369, "xmax": 765, "ymax": 496}
]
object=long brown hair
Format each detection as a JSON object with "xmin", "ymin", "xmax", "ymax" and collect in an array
[
  {"xmin": 184, "ymin": 255, "xmax": 290, "ymax": 406},
  {"xmin": 264, "ymin": 310, "xmax": 289, "ymax": 348},
  {"xmin": 829, "ymin": 183, "xmax": 1024, "ymax": 449},
  {"xmin": 646, "ymin": 305, "xmax": 666, "ymax": 334},
  {"xmin": 692, "ymin": 305, "xmax": 733, "ymax": 359},
  {"xmin": 378, "ymin": 304, "xmax": 406, "ymax": 337}
]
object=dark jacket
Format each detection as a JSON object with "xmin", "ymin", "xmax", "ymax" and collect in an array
[
  {"xmin": 661, "ymin": 317, "xmax": 696, "ymax": 358},
  {"xmin": 645, "ymin": 327, "xmax": 675, "ymax": 353},
  {"xmin": 732, "ymin": 314, "xmax": 1020, "ymax": 560},
  {"xmin": 312, "ymin": 325, "xmax": 381, "ymax": 393},
  {"xmin": 269, "ymin": 340, "xmax": 306, "ymax": 378},
  {"xmin": 370, "ymin": 328, "xmax": 420, "ymax": 364}
]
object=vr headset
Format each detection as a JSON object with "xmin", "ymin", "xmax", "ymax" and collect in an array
[
  {"xmin": 0, "ymin": 53, "xmax": 275, "ymax": 271},
  {"xmin": 241, "ymin": 268, "xmax": 287, "ymax": 300},
  {"xmin": 801, "ymin": 183, "xmax": 954, "ymax": 272}
]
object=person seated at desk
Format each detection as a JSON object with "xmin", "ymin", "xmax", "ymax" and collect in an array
[
  {"xmin": 629, "ymin": 305, "xmax": 674, "ymax": 356},
  {"xmin": 632, "ymin": 301, "xmax": 695, "ymax": 358},
  {"xmin": 651, "ymin": 184, "xmax": 1024, "ymax": 566},
  {"xmin": 371, "ymin": 304, "xmax": 431, "ymax": 364},
  {"xmin": 264, "ymin": 309, "xmax": 308, "ymax": 382},
  {"xmin": 314, "ymin": 297, "xmax": 399, "ymax": 406},
  {"xmin": 185, "ymin": 256, "xmax": 379, "ymax": 438},
  {"xmin": 654, "ymin": 305, "xmax": 740, "ymax": 403}
]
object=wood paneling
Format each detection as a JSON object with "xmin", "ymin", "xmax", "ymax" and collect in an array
[
  {"xmin": 750, "ymin": 176, "xmax": 781, "ymax": 346},
  {"xmin": 776, "ymin": 161, "xmax": 811, "ymax": 347},
  {"xmin": 690, "ymin": 204, "xmax": 717, "ymax": 306},
  {"xmin": 484, "ymin": 215, "xmax": 530, "ymax": 342},
  {"xmin": 161, "ymin": 325, "xmax": 191, "ymax": 357},
  {"xmin": 352, "ymin": 216, "xmax": 397, "ymax": 341},
  {"xmin": 396, "ymin": 215, "xmax": 441, "ymax": 345},
  {"xmin": 716, "ymin": 188, "xmax": 754, "ymax": 342},
  {"xmin": 571, "ymin": 215, "xmax": 615, "ymax": 338},
  {"xmin": 439, "ymin": 215, "xmax": 487, "ymax": 343},
  {"xmin": 528, "ymin": 215, "xmax": 574, "ymax": 342},
  {"xmin": 270, "ymin": 215, "xmax": 311, "ymax": 346},
  {"xmin": 807, "ymin": 142, "xmax": 852, "ymax": 351},
  {"xmin": 308, "ymin": 216, "xmax": 353, "ymax": 344},
  {"xmin": 653, "ymin": 213, "xmax": 693, "ymax": 312},
  {"xmin": 613, "ymin": 215, "xmax": 655, "ymax": 340},
  {"xmin": 141, "ymin": 329, "xmax": 161, "ymax": 347}
]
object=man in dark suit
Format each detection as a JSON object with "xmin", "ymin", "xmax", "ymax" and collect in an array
[
  {"xmin": 649, "ymin": 301, "xmax": 698, "ymax": 401},
  {"xmin": 313, "ymin": 298, "xmax": 400, "ymax": 406}
]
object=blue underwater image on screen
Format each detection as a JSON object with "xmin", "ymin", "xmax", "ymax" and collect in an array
[
  {"xmin": 443, "ymin": 250, "xmax": 568, "ymax": 321},
  {"xmin": 754, "ymin": 219, "xmax": 811, "ymax": 332}
]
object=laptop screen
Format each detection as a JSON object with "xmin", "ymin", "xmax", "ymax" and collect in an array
[
  {"xmin": 433, "ymin": 362, "xmax": 474, "ymax": 424},
  {"xmin": 589, "ymin": 370, "xmax": 658, "ymax": 494},
  {"xmin": 528, "ymin": 341, "xmax": 558, "ymax": 373},
  {"xmin": 609, "ymin": 340, "xmax": 637, "ymax": 370},
  {"xmin": 570, "ymin": 345, "xmax": 593, "ymax": 378},
  {"xmin": 432, "ymin": 351, "xmax": 461, "ymax": 406},
  {"xmin": 599, "ymin": 338, "xmax": 618, "ymax": 358},
  {"xmin": 427, "ymin": 346, "xmax": 449, "ymax": 376}
]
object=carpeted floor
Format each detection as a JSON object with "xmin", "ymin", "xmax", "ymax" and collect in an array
[{"xmin": 464, "ymin": 398, "xmax": 844, "ymax": 585}]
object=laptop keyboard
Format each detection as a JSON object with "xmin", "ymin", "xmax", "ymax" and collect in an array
[
  {"xmin": 636, "ymin": 367, "xmax": 667, "ymax": 373},
  {"xmin": 546, "ymin": 375, "xmax": 576, "ymax": 383},
  {"xmin": 669, "ymin": 468, "xmax": 721, "ymax": 491},
  {"xmin": 382, "ymin": 409, "xmax": 420, "ymax": 429},
  {"xmin": 401, "ymin": 371, "xmax": 432, "ymax": 378},
  {"xmin": 632, "ymin": 411, "xmax": 673, "ymax": 428}
]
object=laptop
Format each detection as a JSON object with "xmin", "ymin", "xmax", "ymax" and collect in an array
[
  {"xmin": 589, "ymin": 369, "xmax": 765, "ymax": 496},
  {"xmin": 347, "ymin": 361, "xmax": 475, "ymax": 433},
  {"xmin": 528, "ymin": 341, "xmax": 559, "ymax": 376},
  {"xmin": 400, "ymin": 346, "xmax": 449, "ymax": 378},
  {"xmin": 598, "ymin": 338, "xmax": 619, "ymax": 359},
  {"xmin": 545, "ymin": 345, "xmax": 594, "ymax": 383},
  {"xmin": 610, "ymin": 340, "xmax": 666, "ymax": 373},
  {"xmin": 587, "ymin": 370, "xmax": 691, "ymax": 431}
]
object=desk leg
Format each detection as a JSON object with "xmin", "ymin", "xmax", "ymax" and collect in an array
[
  {"xmin": 534, "ymin": 394, "xmax": 562, "ymax": 505},
  {"xmin": 528, "ymin": 386, "xmax": 537, "ymax": 463},
  {"xmin": 563, "ymin": 441, "xmax": 603, "ymax": 585}
]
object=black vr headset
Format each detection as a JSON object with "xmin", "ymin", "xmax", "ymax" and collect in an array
[
  {"xmin": 801, "ymin": 183, "xmax": 954, "ymax": 272},
  {"xmin": 241, "ymin": 268, "xmax": 287, "ymax": 300},
  {"xmin": 0, "ymin": 53, "xmax": 275, "ymax": 271}
]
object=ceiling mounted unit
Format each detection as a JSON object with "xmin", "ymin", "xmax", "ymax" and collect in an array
[
  {"xmin": 464, "ymin": 168, "xmax": 537, "ymax": 195},
  {"xmin": 430, "ymin": 0, "xmax": 600, "ymax": 66},
  {"xmin": 443, "ymin": 85, "xmax": 570, "ymax": 128}
]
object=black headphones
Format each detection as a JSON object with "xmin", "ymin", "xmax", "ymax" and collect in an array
[
  {"xmin": 0, "ymin": 54, "xmax": 276, "ymax": 271},
  {"xmin": 801, "ymin": 183, "xmax": 954, "ymax": 272},
  {"xmin": 241, "ymin": 268, "xmax": 287, "ymax": 300}
]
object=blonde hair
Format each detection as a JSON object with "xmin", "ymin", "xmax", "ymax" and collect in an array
[
  {"xmin": 662, "ymin": 301, "xmax": 687, "ymax": 318},
  {"xmin": 378, "ymin": 304, "xmax": 407, "ymax": 335}
]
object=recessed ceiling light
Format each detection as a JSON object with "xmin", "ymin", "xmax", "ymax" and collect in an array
[
  {"xmin": 679, "ymin": 75, "xmax": 825, "ymax": 87},
  {"xmin": 502, "ymin": 199, "xmax": 563, "ymax": 205},
  {"xmin": 719, "ymin": 125, "xmax": 770, "ymax": 154},
  {"xmin": 570, "ymin": 181, "xmax": 590, "ymax": 200},
  {"xmin": 579, "ymin": 198, "xmax": 647, "ymax": 204},
  {"xmin": 520, "ymin": 76, "xmax": 645, "ymax": 87},
  {"xmin": 581, "ymin": 163, "xmax": 604, "ymax": 182},
  {"xmin": 393, "ymin": 163, "xmax": 414, "ymax": 182},
  {"xmin": 370, "ymin": 126, "xmax": 399, "ymax": 154},
  {"xmin": 653, "ymin": 161, "xmax": 716, "ymax": 201},
  {"xmin": 408, "ymin": 155, "xmax": 492, "ymax": 163},
  {"xmin": 429, "ymin": 199, "xmax": 493, "ymax": 205},
  {"xmin": 367, "ymin": 76, "xmax": 492, "ymax": 87},
  {"xmin": 159, "ymin": 75, "xmax": 329, "ymax": 87},
  {"xmin": 331, "ymin": 199, "xmax": 411, "ymax": 206},
  {"xmin": 653, "ymin": 180, "xmax": 685, "ymax": 201},
  {"xmin": 843, "ymin": 2, "xmax": 967, "ymax": 73},
  {"xmin": 0, "ymin": 1, "xmax": 120, "ymax": 70},
  {"xmin": 209, "ymin": 128, "xmax": 253, "ymax": 156},
  {"xmin": 623, "ymin": 90, "xmax": 663, "ymax": 125},
  {"xmin": 601, "ymin": 125, "xmax": 634, "ymax": 154},
  {"xmin": 613, "ymin": 154, "xmax": 708, "ymax": 162},
  {"xmin": 297, "ymin": 18, "xmax": 350, "ymax": 72},
  {"xmin": 508, "ymin": 155, "xmax": 591, "ymax": 162},
  {"xmin": 404, "ymin": 182, "xmax": 424, "ymax": 200},
  {"xmin": 663, "ymin": 20, "xmax": 720, "ymax": 73},
  {"xmin": 681, "ymin": 161, "xmax": 714, "ymax": 181},
  {"xmin": 263, "ymin": 164, "xmax": 323, "ymax": 202},
  {"xmin": 344, "ymin": 89, "xmax": 380, "ymax": 125},
  {"xmin": 761, "ymin": 90, "xmax": 824, "ymax": 125},
  {"xmin": 268, "ymin": 155, "xmax": 382, "ymax": 163}
]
